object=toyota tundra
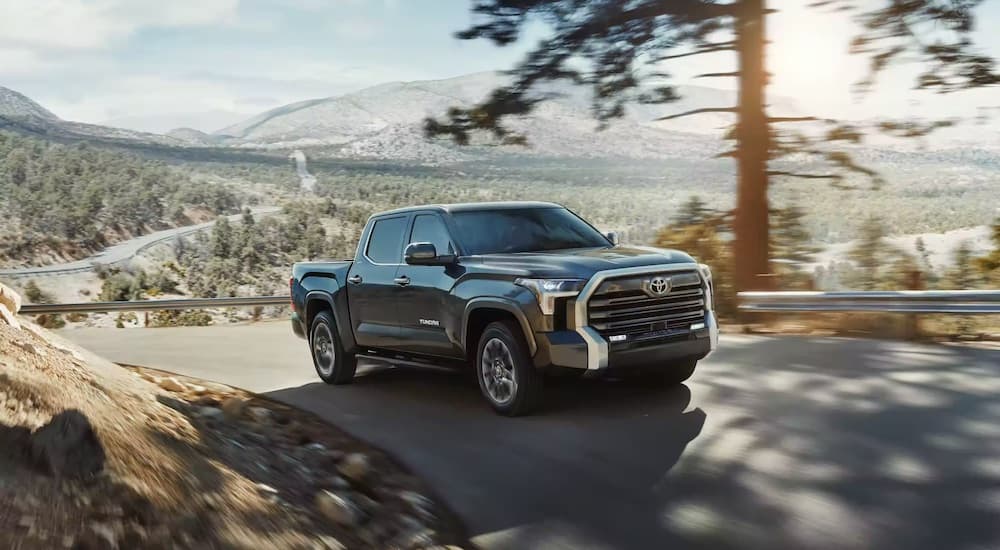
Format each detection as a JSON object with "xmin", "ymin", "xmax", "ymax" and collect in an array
[{"xmin": 290, "ymin": 201, "xmax": 718, "ymax": 416}]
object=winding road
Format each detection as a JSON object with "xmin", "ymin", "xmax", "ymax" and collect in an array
[
  {"xmin": 0, "ymin": 207, "xmax": 280, "ymax": 279},
  {"xmin": 61, "ymin": 323, "xmax": 1000, "ymax": 550}
]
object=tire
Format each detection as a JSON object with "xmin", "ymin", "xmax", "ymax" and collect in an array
[
  {"xmin": 476, "ymin": 321, "xmax": 543, "ymax": 416},
  {"xmin": 644, "ymin": 358, "xmax": 698, "ymax": 386},
  {"xmin": 310, "ymin": 311, "xmax": 357, "ymax": 385}
]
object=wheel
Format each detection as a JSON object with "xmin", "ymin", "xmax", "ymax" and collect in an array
[
  {"xmin": 643, "ymin": 358, "xmax": 698, "ymax": 386},
  {"xmin": 310, "ymin": 311, "xmax": 357, "ymax": 385},
  {"xmin": 476, "ymin": 321, "xmax": 543, "ymax": 416}
]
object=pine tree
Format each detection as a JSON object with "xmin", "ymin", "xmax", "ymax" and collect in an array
[
  {"xmin": 211, "ymin": 216, "xmax": 234, "ymax": 258},
  {"xmin": 848, "ymin": 218, "xmax": 888, "ymax": 290},
  {"xmin": 974, "ymin": 219, "xmax": 1000, "ymax": 285},
  {"xmin": 426, "ymin": 1, "xmax": 997, "ymax": 294},
  {"xmin": 674, "ymin": 196, "xmax": 712, "ymax": 227}
]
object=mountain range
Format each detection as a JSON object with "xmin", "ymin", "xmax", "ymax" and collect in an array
[
  {"xmin": 2, "ymin": 72, "xmax": 999, "ymax": 165},
  {"xmin": 0, "ymin": 74, "xmax": 795, "ymax": 162}
]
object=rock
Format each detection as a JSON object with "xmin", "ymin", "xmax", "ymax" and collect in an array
[
  {"xmin": 75, "ymin": 522, "xmax": 117, "ymax": 549},
  {"xmin": 14, "ymin": 340, "xmax": 41, "ymax": 356},
  {"xmin": 18, "ymin": 515, "xmax": 34, "ymax": 529},
  {"xmin": 220, "ymin": 397, "xmax": 246, "ymax": 421},
  {"xmin": 256, "ymin": 483, "xmax": 278, "ymax": 495},
  {"xmin": 315, "ymin": 490, "xmax": 363, "ymax": 527},
  {"xmin": 247, "ymin": 406, "xmax": 272, "ymax": 423},
  {"xmin": 314, "ymin": 535, "xmax": 346, "ymax": 550},
  {"xmin": 355, "ymin": 493, "xmax": 380, "ymax": 513},
  {"xmin": 186, "ymin": 384, "xmax": 207, "ymax": 395},
  {"xmin": 399, "ymin": 490, "xmax": 436, "ymax": 520},
  {"xmin": 191, "ymin": 395, "xmax": 218, "ymax": 407},
  {"xmin": 158, "ymin": 377, "xmax": 186, "ymax": 393},
  {"xmin": 197, "ymin": 406, "xmax": 224, "ymax": 420},
  {"xmin": 337, "ymin": 452, "xmax": 370, "ymax": 483},
  {"xmin": 304, "ymin": 442, "xmax": 326, "ymax": 452},
  {"xmin": 30, "ymin": 409, "xmax": 105, "ymax": 479}
]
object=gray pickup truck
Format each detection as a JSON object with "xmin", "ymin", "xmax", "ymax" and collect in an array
[{"xmin": 290, "ymin": 201, "xmax": 718, "ymax": 416}]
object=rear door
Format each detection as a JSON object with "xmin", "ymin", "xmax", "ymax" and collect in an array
[
  {"xmin": 394, "ymin": 212, "xmax": 464, "ymax": 358},
  {"xmin": 346, "ymin": 214, "xmax": 409, "ymax": 349}
]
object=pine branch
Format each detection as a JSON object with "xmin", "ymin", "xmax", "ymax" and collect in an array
[
  {"xmin": 694, "ymin": 71, "xmax": 739, "ymax": 79},
  {"xmin": 655, "ymin": 107, "xmax": 736, "ymax": 121},
  {"xmin": 655, "ymin": 41, "xmax": 736, "ymax": 61},
  {"xmin": 767, "ymin": 171, "xmax": 841, "ymax": 180}
]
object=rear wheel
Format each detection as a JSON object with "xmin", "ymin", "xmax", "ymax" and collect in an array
[
  {"xmin": 476, "ymin": 321, "xmax": 543, "ymax": 416},
  {"xmin": 310, "ymin": 311, "xmax": 357, "ymax": 385}
]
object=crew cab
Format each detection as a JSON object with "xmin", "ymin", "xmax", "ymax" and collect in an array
[{"xmin": 290, "ymin": 201, "xmax": 718, "ymax": 416}]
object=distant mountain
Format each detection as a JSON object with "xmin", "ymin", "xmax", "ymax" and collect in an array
[
  {"xmin": 102, "ymin": 110, "xmax": 248, "ymax": 135},
  {"xmin": 215, "ymin": 72, "xmax": 801, "ymax": 161},
  {"xmin": 0, "ymin": 85, "xmax": 183, "ymax": 147},
  {"xmin": 0, "ymin": 86, "xmax": 59, "ymax": 120},
  {"xmin": 165, "ymin": 127, "xmax": 224, "ymax": 146}
]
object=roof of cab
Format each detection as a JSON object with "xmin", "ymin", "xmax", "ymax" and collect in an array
[{"xmin": 374, "ymin": 201, "xmax": 562, "ymax": 217}]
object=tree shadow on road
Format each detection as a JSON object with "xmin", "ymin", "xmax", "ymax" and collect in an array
[{"xmin": 666, "ymin": 335, "xmax": 1000, "ymax": 550}]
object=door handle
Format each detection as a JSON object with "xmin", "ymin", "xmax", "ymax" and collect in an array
[
  {"xmin": 347, "ymin": 275, "xmax": 363, "ymax": 284},
  {"xmin": 394, "ymin": 276, "xmax": 410, "ymax": 286}
]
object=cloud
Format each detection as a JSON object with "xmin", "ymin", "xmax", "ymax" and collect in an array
[
  {"xmin": 0, "ymin": 0, "xmax": 240, "ymax": 50},
  {"xmin": 0, "ymin": 48, "xmax": 53, "ymax": 75}
]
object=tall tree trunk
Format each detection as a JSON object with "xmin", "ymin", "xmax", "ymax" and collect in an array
[{"xmin": 734, "ymin": 0, "xmax": 771, "ymax": 292}]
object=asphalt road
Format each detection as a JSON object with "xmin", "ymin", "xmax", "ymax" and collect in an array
[
  {"xmin": 61, "ymin": 323, "xmax": 1000, "ymax": 550},
  {"xmin": 0, "ymin": 207, "xmax": 280, "ymax": 278}
]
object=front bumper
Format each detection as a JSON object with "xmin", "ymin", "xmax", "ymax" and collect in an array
[
  {"xmin": 533, "ymin": 262, "xmax": 719, "ymax": 374},
  {"xmin": 534, "ymin": 310, "xmax": 718, "ymax": 373}
]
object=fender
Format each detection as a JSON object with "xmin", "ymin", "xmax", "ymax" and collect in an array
[
  {"xmin": 304, "ymin": 288, "xmax": 358, "ymax": 354},
  {"xmin": 462, "ymin": 297, "xmax": 538, "ymax": 356}
]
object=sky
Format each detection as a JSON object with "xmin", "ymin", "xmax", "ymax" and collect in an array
[{"xmin": 0, "ymin": 0, "xmax": 998, "ymax": 134}]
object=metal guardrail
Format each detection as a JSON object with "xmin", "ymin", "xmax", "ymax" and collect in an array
[
  {"xmin": 20, "ymin": 296, "xmax": 289, "ymax": 315},
  {"xmin": 17, "ymin": 291, "xmax": 1000, "ymax": 316},
  {"xmin": 739, "ymin": 291, "xmax": 1000, "ymax": 314}
]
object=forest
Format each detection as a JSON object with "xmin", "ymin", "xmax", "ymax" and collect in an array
[{"xmin": 0, "ymin": 132, "xmax": 244, "ymax": 267}]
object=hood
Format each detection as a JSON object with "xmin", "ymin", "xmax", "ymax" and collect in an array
[{"xmin": 466, "ymin": 246, "xmax": 697, "ymax": 279}]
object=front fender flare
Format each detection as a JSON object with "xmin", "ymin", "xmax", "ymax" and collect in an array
[{"xmin": 462, "ymin": 297, "xmax": 537, "ymax": 356}]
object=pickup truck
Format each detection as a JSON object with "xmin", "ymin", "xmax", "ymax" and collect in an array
[{"xmin": 290, "ymin": 201, "xmax": 718, "ymax": 416}]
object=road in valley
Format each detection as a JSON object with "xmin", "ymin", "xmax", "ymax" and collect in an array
[
  {"xmin": 61, "ymin": 323, "xmax": 1000, "ymax": 550},
  {"xmin": 0, "ymin": 207, "xmax": 280, "ymax": 278}
]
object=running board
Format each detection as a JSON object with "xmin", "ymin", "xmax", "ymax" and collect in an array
[{"xmin": 355, "ymin": 353, "xmax": 463, "ymax": 372}]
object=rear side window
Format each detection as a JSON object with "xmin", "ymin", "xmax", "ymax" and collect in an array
[
  {"xmin": 410, "ymin": 214, "xmax": 454, "ymax": 255},
  {"xmin": 365, "ymin": 216, "xmax": 407, "ymax": 264}
]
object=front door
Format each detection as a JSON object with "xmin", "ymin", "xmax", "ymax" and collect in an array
[
  {"xmin": 347, "ymin": 214, "xmax": 408, "ymax": 349},
  {"xmin": 395, "ymin": 213, "xmax": 464, "ymax": 358}
]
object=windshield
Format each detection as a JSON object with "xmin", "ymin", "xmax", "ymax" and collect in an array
[{"xmin": 451, "ymin": 207, "xmax": 611, "ymax": 255}]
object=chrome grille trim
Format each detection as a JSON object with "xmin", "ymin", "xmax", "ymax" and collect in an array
[{"xmin": 573, "ymin": 263, "xmax": 704, "ymax": 371}]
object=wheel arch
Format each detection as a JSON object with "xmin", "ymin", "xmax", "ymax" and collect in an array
[
  {"xmin": 304, "ymin": 290, "xmax": 357, "ymax": 353},
  {"xmin": 462, "ymin": 298, "xmax": 537, "ymax": 360}
]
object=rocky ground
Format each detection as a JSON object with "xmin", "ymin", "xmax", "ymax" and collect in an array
[{"xmin": 0, "ymin": 316, "xmax": 467, "ymax": 549}]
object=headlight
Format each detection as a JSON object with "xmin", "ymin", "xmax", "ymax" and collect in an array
[
  {"xmin": 698, "ymin": 263, "xmax": 714, "ymax": 310},
  {"xmin": 514, "ymin": 278, "xmax": 586, "ymax": 315}
]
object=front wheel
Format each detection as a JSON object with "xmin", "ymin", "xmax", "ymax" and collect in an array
[
  {"xmin": 476, "ymin": 321, "xmax": 543, "ymax": 416},
  {"xmin": 310, "ymin": 311, "xmax": 357, "ymax": 385}
]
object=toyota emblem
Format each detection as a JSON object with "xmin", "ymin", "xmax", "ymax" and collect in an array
[{"xmin": 647, "ymin": 276, "xmax": 671, "ymax": 296}]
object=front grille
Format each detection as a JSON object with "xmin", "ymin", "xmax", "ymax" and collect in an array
[{"xmin": 587, "ymin": 270, "xmax": 705, "ymax": 338}]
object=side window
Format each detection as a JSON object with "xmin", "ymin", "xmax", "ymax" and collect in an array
[
  {"xmin": 366, "ymin": 217, "xmax": 407, "ymax": 264},
  {"xmin": 410, "ymin": 214, "xmax": 454, "ymax": 255}
]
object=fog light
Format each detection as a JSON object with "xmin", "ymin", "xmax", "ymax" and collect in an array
[
  {"xmin": 690, "ymin": 322, "xmax": 706, "ymax": 330},
  {"xmin": 609, "ymin": 334, "xmax": 627, "ymax": 343}
]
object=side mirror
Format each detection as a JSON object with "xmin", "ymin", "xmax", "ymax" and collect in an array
[
  {"xmin": 404, "ymin": 242, "xmax": 455, "ymax": 265},
  {"xmin": 605, "ymin": 231, "xmax": 620, "ymax": 246}
]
